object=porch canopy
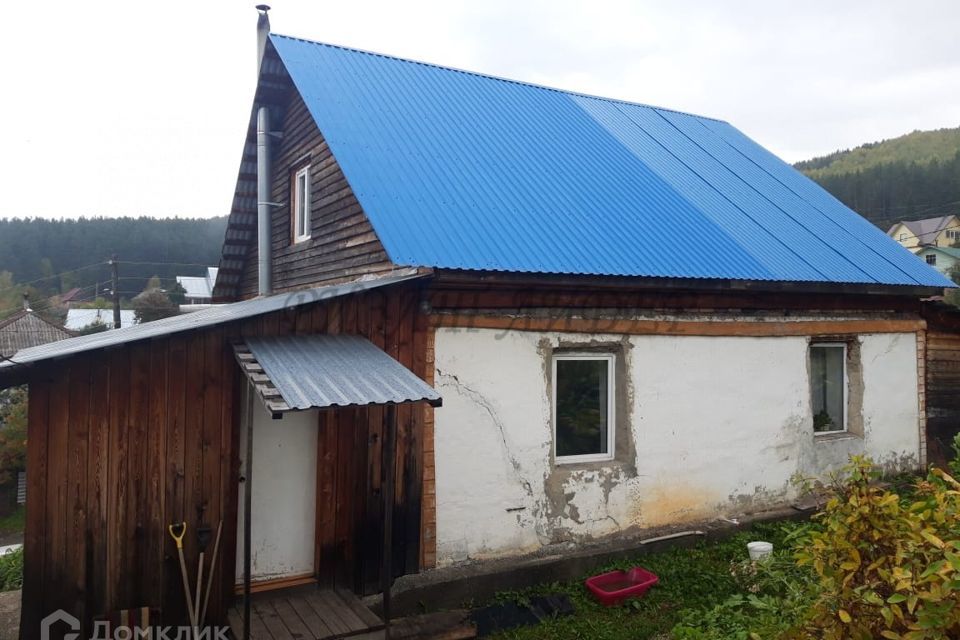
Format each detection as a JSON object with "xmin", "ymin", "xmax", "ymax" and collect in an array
[
  {"xmin": 234, "ymin": 334, "xmax": 442, "ymax": 415},
  {"xmin": 232, "ymin": 333, "xmax": 441, "ymax": 640}
]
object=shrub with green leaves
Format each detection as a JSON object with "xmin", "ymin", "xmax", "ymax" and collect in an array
[{"xmin": 795, "ymin": 456, "xmax": 960, "ymax": 639}]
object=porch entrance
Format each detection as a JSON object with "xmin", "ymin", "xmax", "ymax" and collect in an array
[
  {"xmin": 232, "ymin": 335, "xmax": 442, "ymax": 640},
  {"xmin": 235, "ymin": 401, "xmax": 319, "ymax": 587}
]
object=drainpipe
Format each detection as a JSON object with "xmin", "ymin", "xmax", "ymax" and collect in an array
[{"xmin": 257, "ymin": 106, "xmax": 272, "ymax": 297}]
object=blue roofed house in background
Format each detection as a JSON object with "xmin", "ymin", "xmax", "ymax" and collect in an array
[{"xmin": 8, "ymin": 10, "xmax": 957, "ymax": 637}]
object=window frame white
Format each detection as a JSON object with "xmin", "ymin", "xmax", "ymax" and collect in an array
[
  {"xmin": 293, "ymin": 165, "xmax": 311, "ymax": 244},
  {"xmin": 552, "ymin": 353, "xmax": 616, "ymax": 465},
  {"xmin": 810, "ymin": 342, "xmax": 848, "ymax": 434}
]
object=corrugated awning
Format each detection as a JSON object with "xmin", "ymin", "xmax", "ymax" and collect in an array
[{"xmin": 235, "ymin": 335, "xmax": 441, "ymax": 414}]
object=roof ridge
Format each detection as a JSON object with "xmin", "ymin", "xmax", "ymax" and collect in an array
[
  {"xmin": 0, "ymin": 310, "xmax": 28, "ymax": 331},
  {"xmin": 0, "ymin": 309, "xmax": 75, "ymax": 336},
  {"xmin": 269, "ymin": 33, "xmax": 727, "ymax": 124}
]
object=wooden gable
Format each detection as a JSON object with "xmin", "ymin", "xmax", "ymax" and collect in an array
[{"xmin": 213, "ymin": 46, "xmax": 397, "ymax": 301}]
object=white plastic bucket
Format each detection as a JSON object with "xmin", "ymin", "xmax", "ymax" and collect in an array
[{"xmin": 747, "ymin": 541, "xmax": 773, "ymax": 561}]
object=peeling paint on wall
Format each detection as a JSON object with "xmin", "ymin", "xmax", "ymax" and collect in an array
[{"xmin": 433, "ymin": 328, "xmax": 921, "ymax": 566}]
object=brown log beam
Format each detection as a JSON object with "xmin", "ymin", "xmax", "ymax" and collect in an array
[{"xmin": 430, "ymin": 314, "xmax": 926, "ymax": 337}]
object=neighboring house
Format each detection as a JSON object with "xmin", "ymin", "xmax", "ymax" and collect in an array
[
  {"xmin": 888, "ymin": 215, "xmax": 960, "ymax": 253},
  {"xmin": 176, "ymin": 266, "xmax": 219, "ymax": 304},
  {"xmin": 59, "ymin": 288, "xmax": 83, "ymax": 305},
  {"xmin": 64, "ymin": 308, "xmax": 136, "ymax": 330},
  {"xmin": 3, "ymin": 12, "xmax": 955, "ymax": 637},
  {"xmin": 915, "ymin": 246, "xmax": 960, "ymax": 278},
  {"xmin": 0, "ymin": 308, "xmax": 73, "ymax": 359}
]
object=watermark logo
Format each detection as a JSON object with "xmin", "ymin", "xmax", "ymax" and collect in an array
[
  {"xmin": 38, "ymin": 609, "xmax": 230, "ymax": 640},
  {"xmin": 40, "ymin": 610, "xmax": 80, "ymax": 640}
]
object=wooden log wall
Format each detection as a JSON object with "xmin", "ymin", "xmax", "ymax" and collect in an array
[
  {"xmin": 926, "ymin": 329, "xmax": 960, "ymax": 467},
  {"xmin": 238, "ymin": 89, "xmax": 396, "ymax": 299},
  {"xmin": 21, "ymin": 283, "xmax": 432, "ymax": 635}
]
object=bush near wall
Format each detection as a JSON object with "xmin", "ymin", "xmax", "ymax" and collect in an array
[{"xmin": 794, "ymin": 453, "xmax": 960, "ymax": 639}]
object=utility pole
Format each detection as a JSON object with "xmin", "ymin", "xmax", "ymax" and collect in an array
[{"xmin": 110, "ymin": 255, "xmax": 121, "ymax": 329}]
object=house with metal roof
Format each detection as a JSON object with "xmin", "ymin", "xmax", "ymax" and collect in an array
[
  {"xmin": 914, "ymin": 246, "xmax": 960, "ymax": 277},
  {"xmin": 64, "ymin": 308, "xmax": 137, "ymax": 331},
  {"xmin": 176, "ymin": 266, "xmax": 220, "ymax": 304},
  {"xmin": 888, "ymin": 214, "xmax": 960, "ymax": 254},
  {"xmin": 4, "ymin": 8, "xmax": 956, "ymax": 639}
]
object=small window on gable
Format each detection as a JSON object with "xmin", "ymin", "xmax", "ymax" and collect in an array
[
  {"xmin": 810, "ymin": 343, "xmax": 846, "ymax": 433},
  {"xmin": 293, "ymin": 165, "xmax": 311, "ymax": 243},
  {"xmin": 926, "ymin": 254, "xmax": 938, "ymax": 265},
  {"xmin": 553, "ymin": 354, "xmax": 615, "ymax": 463}
]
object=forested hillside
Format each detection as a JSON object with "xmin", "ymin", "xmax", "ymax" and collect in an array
[
  {"xmin": 0, "ymin": 216, "xmax": 226, "ymax": 319},
  {"xmin": 796, "ymin": 127, "xmax": 960, "ymax": 229}
]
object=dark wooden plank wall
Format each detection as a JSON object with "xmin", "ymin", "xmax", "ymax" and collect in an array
[
  {"xmin": 21, "ymin": 283, "xmax": 431, "ymax": 635},
  {"xmin": 239, "ymin": 91, "xmax": 396, "ymax": 299},
  {"xmin": 926, "ymin": 329, "xmax": 960, "ymax": 466}
]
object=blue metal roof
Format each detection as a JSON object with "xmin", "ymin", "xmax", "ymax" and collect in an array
[{"xmin": 270, "ymin": 34, "xmax": 953, "ymax": 288}]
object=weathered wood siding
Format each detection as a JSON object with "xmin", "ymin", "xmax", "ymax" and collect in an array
[
  {"xmin": 926, "ymin": 329, "xmax": 960, "ymax": 466},
  {"xmin": 21, "ymin": 283, "xmax": 432, "ymax": 635},
  {"xmin": 238, "ymin": 91, "xmax": 396, "ymax": 299}
]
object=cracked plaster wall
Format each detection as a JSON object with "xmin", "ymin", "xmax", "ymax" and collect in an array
[{"xmin": 433, "ymin": 328, "xmax": 920, "ymax": 566}]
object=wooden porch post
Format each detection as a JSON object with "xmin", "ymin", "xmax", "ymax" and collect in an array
[
  {"xmin": 381, "ymin": 404, "xmax": 397, "ymax": 639},
  {"xmin": 243, "ymin": 384, "xmax": 255, "ymax": 640}
]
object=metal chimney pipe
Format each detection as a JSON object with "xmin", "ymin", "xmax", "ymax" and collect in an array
[
  {"xmin": 255, "ymin": 5, "xmax": 273, "ymax": 297},
  {"xmin": 257, "ymin": 106, "xmax": 272, "ymax": 297},
  {"xmin": 256, "ymin": 5, "xmax": 271, "ymax": 77}
]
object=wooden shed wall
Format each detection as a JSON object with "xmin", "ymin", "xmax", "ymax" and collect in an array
[
  {"xmin": 21, "ymin": 283, "xmax": 433, "ymax": 635},
  {"xmin": 238, "ymin": 90, "xmax": 396, "ymax": 299}
]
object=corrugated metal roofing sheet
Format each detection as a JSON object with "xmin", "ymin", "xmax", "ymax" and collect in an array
[
  {"xmin": 244, "ymin": 335, "xmax": 440, "ymax": 410},
  {"xmin": 64, "ymin": 309, "xmax": 137, "ymax": 330},
  {"xmin": 0, "ymin": 271, "xmax": 423, "ymax": 373},
  {"xmin": 270, "ymin": 34, "xmax": 953, "ymax": 289}
]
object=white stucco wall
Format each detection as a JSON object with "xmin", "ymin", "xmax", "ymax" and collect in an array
[
  {"xmin": 433, "ymin": 328, "xmax": 920, "ymax": 566},
  {"xmin": 236, "ymin": 400, "xmax": 318, "ymax": 582}
]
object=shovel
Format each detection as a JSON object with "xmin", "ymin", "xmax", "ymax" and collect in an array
[
  {"xmin": 198, "ymin": 520, "xmax": 223, "ymax": 628},
  {"xmin": 195, "ymin": 524, "xmax": 212, "ymax": 626},
  {"xmin": 168, "ymin": 522, "xmax": 198, "ymax": 639}
]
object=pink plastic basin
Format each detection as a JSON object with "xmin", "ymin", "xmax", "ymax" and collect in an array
[{"xmin": 585, "ymin": 567, "xmax": 659, "ymax": 606}]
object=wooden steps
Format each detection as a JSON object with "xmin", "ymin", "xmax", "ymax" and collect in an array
[{"xmin": 228, "ymin": 587, "xmax": 383, "ymax": 640}]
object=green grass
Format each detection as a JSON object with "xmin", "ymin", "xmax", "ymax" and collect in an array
[
  {"xmin": 0, "ymin": 507, "xmax": 24, "ymax": 536},
  {"xmin": 487, "ymin": 520, "xmax": 812, "ymax": 640}
]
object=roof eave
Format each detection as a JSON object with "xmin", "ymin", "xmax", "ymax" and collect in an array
[{"xmin": 431, "ymin": 268, "xmax": 950, "ymax": 298}]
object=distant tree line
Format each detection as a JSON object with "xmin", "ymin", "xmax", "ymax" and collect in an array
[
  {"xmin": 0, "ymin": 216, "xmax": 227, "ymax": 316},
  {"xmin": 800, "ymin": 151, "xmax": 960, "ymax": 230}
]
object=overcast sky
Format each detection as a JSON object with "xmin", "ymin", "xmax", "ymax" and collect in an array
[{"xmin": 2, "ymin": 0, "xmax": 958, "ymax": 219}]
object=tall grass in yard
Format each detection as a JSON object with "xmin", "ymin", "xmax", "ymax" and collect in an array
[{"xmin": 0, "ymin": 548, "xmax": 22, "ymax": 592}]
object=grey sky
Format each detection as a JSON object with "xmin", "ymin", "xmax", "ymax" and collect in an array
[{"xmin": 2, "ymin": 0, "xmax": 958, "ymax": 219}]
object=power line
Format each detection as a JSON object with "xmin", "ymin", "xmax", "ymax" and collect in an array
[
  {"xmin": 119, "ymin": 261, "xmax": 217, "ymax": 268},
  {"xmin": 0, "ymin": 261, "xmax": 107, "ymax": 296},
  {"xmin": 885, "ymin": 219, "xmax": 960, "ymax": 244},
  {"xmin": 0, "ymin": 285, "xmax": 99, "ymax": 320}
]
